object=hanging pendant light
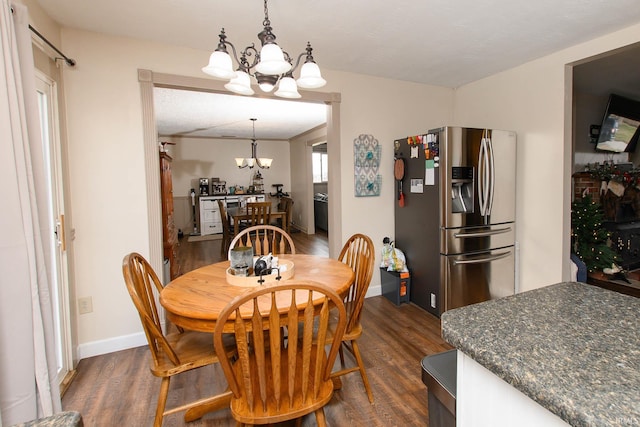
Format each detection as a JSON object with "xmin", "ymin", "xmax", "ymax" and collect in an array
[
  {"xmin": 202, "ymin": 0, "xmax": 327, "ymax": 98},
  {"xmin": 236, "ymin": 118, "xmax": 272, "ymax": 169}
]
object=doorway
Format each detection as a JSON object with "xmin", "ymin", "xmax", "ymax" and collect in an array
[
  {"xmin": 568, "ymin": 42, "xmax": 640, "ymax": 281},
  {"xmin": 312, "ymin": 142, "xmax": 328, "ymax": 233},
  {"xmin": 138, "ymin": 70, "xmax": 344, "ymax": 280}
]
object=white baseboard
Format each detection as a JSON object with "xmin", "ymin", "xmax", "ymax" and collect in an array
[
  {"xmin": 77, "ymin": 331, "xmax": 147, "ymax": 360},
  {"xmin": 77, "ymin": 285, "xmax": 383, "ymax": 360},
  {"xmin": 366, "ymin": 284, "xmax": 381, "ymax": 299}
]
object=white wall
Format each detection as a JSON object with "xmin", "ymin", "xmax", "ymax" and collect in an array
[{"xmin": 454, "ymin": 22, "xmax": 640, "ymax": 292}]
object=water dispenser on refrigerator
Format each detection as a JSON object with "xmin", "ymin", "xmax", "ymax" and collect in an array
[{"xmin": 451, "ymin": 166, "xmax": 474, "ymax": 214}]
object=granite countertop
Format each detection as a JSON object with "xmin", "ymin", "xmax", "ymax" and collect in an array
[{"xmin": 441, "ymin": 282, "xmax": 640, "ymax": 427}]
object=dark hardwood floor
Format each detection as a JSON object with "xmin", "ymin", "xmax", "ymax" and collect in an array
[{"xmin": 62, "ymin": 229, "xmax": 452, "ymax": 426}]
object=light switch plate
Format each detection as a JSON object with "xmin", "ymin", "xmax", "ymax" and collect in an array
[{"xmin": 78, "ymin": 297, "xmax": 93, "ymax": 314}]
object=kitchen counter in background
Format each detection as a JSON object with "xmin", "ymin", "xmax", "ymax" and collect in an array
[{"xmin": 441, "ymin": 282, "xmax": 639, "ymax": 427}]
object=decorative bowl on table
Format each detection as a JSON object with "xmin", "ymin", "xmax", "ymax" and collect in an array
[{"xmin": 226, "ymin": 259, "xmax": 295, "ymax": 287}]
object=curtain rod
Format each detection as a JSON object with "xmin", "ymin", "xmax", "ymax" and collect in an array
[
  {"xmin": 10, "ymin": 6, "xmax": 76, "ymax": 67},
  {"xmin": 28, "ymin": 24, "xmax": 76, "ymax": 67}
]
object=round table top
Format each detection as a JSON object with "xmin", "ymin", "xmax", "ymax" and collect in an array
[{"xmin": 160, "ymin": 254, "xmax": 355, "ymax": 332}]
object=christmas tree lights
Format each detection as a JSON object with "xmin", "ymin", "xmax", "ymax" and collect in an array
[{"xmin": 571, "ymin": 195, "xmax": 617, "ymax": 273}]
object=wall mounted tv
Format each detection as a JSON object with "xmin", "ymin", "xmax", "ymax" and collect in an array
[{"xmin": 595, "ymin": 94, "xmax": 640, "ymax": 153}]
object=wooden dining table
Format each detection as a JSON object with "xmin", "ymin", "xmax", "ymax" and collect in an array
[
  {"xmin": 161, "ymin": 254, "xmax": 354, "ymax": 332},
  {"xmin": 160, "ymin": 254, "xmax": 354, "ymax": 422},
  {"xmin": 228, "ymin": 206, "xmax": 287, "ymax": 235}
]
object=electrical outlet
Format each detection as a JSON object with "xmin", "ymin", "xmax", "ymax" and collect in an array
[
  {"xmin": 430, "ymin": 293, "xmax": 436, "ymax": 309},
  {"xmin": 78, "ymin": 297, "xmax": 93, "ymax": 314}
]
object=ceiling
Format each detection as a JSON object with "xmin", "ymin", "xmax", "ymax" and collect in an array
[
  {"xmin": 153, "ymin": 88, "xmax": 327, "ymax": 140},
  {"xmin": 37, "ymin": 0, "xmax": 640, "ymax": 139}
]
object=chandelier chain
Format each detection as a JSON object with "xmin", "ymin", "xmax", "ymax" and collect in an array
[{"xmin": 263, "ymin": 0, "xmax": 269, "ymax": 24}]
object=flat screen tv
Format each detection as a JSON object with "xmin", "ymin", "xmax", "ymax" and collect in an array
[{"xmin": 595, "ymin": 94, "xmax": 640, "ymax": 153}]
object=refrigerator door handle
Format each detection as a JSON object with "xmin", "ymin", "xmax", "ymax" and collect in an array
[
  {"xmin": 453, "ymin": 226, "xmax": 512, "ymax": 238},
  {"xmin": 487, "ymin": 135, "xmax": 495, "ymax": 216},
  {"xmin": 478, "ymin": 138, "xmax": 486, "ymax": 216},
  {"xmin": 478, "ymin": 135, "xmax": 491, "ymax": 217},
  {"xmin": 452, "ymin": 251, "xmax": 511, "ymax": 266}
]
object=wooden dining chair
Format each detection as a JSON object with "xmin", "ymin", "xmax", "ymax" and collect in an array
[
  {"xmin": 213, "ymin": 280, "xmax": 347, "ymax": 426},
  {"xmin": 218, "ymin": 199, "xmax": 233, "ymax": 259},
  {"xmin": 246, "ymin": 201, "xmax": 272, "ymax": 226},
  {"xmin": 326, "ymin": 233, "xmax": 376, "ymax": 403},
  {"xmin": 228, "ymin": 224, "xmax": 296, "ymax": 258},
  {"xmin": 277, "ymin": 196, "xmax": 294, "ymax": 233},
  {"xmin": 122, "ymin": 253, "xmax": 234, "ymax": 426}
]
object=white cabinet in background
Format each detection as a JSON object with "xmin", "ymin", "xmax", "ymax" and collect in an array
[
  {"xmin": 198, "ymin": 194, "xmax": 267, "ymax": 235},
  {"xmin": 198, "ymin": 196, "xmax": 224, "ymax": 235}
]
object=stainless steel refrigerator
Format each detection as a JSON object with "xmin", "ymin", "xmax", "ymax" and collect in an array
[{"xmin": 394, "ymin": 127, "xmax": 516, "ymax": 317}]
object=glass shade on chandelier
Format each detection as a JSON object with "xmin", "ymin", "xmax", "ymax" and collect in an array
[
  {"xmin": 201, "ymin": 0, "xmax": 327, "ymax": 98},
  {"xmin": 254, "ymin": 43, "xmax": 291, "ymax": 75},
  {"xmin": 201, "ymin": 50, "xmax": 235, "ymax": 80},
  {"xmin": 274, "ymin": 74, "xmax": 301, "ymax": 99},
  {"xmin": 235, "ymin": 157, "xmax": 273, "ymax": 169},
  {"xmin": 296, "ymin": 61, "xmax": 326, "ymax": 89},
  {"xmin": 225, "ymin": 71, "xmax": 254, "ymax": 96}
]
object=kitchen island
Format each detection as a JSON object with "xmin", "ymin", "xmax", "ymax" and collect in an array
[{"xmin": 441, "ymin": 282, "xmax": 639, "ymax": 427}]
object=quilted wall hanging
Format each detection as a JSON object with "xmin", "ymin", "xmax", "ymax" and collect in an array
[{"xmin": 354, "ymin": 134, "xmax": 381, "ymax": 197}]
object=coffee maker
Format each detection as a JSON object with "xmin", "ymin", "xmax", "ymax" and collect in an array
[
  {"xmin": 212, "ymin": 179, "xmax": 227, "ymax": 195},
  {"xmin": 199, "ymin": 178, "xmax": 209, "ymax": 196}
]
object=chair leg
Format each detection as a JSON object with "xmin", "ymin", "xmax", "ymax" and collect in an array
[
  {"xmin": 154, "ymin": 377, "xmax": 170, "ymax": 427},
  {"xmin": 338, "ymin": 344, "xmax": 345, "ymax": 366},
  {"xmin": 314, "ymin": 408, "xmax": 327, "ymax": 427},
  {"xmin": 220, "ymin": 235, "xmax": 230, "ymax": 259},
  {"xmin": 351, "ymin": 339, "xmax": 374, "ymax": 403}
]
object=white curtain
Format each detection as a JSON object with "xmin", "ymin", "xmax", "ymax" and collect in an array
[{"xmin": 0, "ymin": 1, "xmax": 62, "ymax": 424}]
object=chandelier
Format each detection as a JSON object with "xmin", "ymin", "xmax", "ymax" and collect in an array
[
  {"xmin": 236, "ymin": 118, "xmax": 272, "ymax": 169},
  {"xmin": 202, "ymin": 0, "xmax": 326, "ymax": 99}
]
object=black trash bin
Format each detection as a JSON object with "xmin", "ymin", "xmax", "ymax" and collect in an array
[
  {"xmin": 379, "ymin": 268, "xmax": 410, "ymax": 305},
  {"xmin": 421, "ymin": 350, "xmax": 457, "ymax": 427}
]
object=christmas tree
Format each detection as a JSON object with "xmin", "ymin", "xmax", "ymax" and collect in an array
[{"xmin": 571, "ymin": 195, "xmax": 617, "ymax": 273}]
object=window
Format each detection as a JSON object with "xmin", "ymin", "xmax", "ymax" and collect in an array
[{"xmin": 312, "ymin": 152, "xmax": 328, "ymax": 183}]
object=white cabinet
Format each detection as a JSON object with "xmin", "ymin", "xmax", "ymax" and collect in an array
[
  {"xmin": 457, "ymin": 352, "xmax": 570, "ymax": 427},
  {"xmin": 198, "ymin": 194, "xmax": 268, "ymax": 235},
  {"xmin": 199, "ymin": 196, "xmax": 224, "ymax": 235}
]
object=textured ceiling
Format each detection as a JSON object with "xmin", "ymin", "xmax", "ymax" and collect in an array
[
  {"xmin": 154, "ymin": 89, "xmax": 327, "ymax": 140},
  {"xmin": 37, "ymin": 0, "xmax": 640, "ymax": 138}
]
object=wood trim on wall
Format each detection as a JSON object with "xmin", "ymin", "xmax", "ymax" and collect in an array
[{"xmin": 138, "ymin": 69, "xmax": 164, "ymax": 277}]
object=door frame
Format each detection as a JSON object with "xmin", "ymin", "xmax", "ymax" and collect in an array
[
  {"xmin": 34, "ymin": 70, "xmax": 74, "ymax": 389},
  {"xmin": 137, "ymin": 70, "xmax": 344, "ymax": 276}
]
